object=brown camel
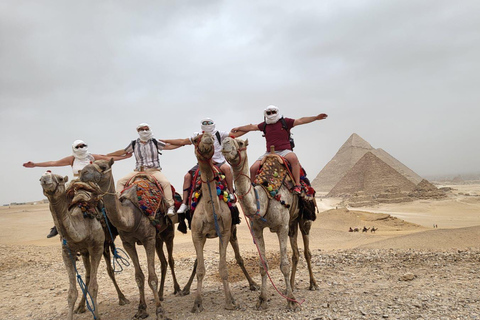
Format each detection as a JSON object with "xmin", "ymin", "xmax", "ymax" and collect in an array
[
  {"xmin": 79, "ymin": 160, "xmax": 170, "ymax": 320},
  {"xmin": 189, "ymin": 132, "xmax": 241, "ymax": 313},
  {"xmin": 40, "ymin": 172, "xmax": 104, "ymax": 320},
  {"xmin": 222, "ymin": 137, "xmax": 317, "ymax": 310}
]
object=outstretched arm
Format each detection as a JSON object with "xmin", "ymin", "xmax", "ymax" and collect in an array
[
  {"xmin": 93, "ymin": 153, "xmax": 132, "ymax": 161},
  {"xmin": 160, "ymin": 138, "xmax": 192, "ymax": 146},
  {"xmin": 230, "ymin": 124, "xmax": 259, "ymax": 137},
  {"xmin": 107, "ymin": 149, "xmax": 128, "ymax": 157},
  {"xmin": 23, "ymin": 156, "xmax": 74, "ymax": 168},
  {"xmin": 293, "ymin": 113, "xmax": 328, "ymax": 127}
]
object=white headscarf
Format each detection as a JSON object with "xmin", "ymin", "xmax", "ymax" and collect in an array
[
  {"xmin": 137, "ymin": 123, "xmax": 153, "ymax": 142},
  {"xmin": 72, "ymin": 140, "xmax": 89, "ymax": 159},
  {"xmin": 264, "ymin": 105, "xmax": 282, "ymax": 124},
  {"xmin": 201, "ymin": 118, "xmax": 216, "ymax": 133}
]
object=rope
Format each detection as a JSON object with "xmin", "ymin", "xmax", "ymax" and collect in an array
[
  {"xmin": 206, "ymin": 181, "xmax": 223, "ymax": 245},
  {"xmin": 62, "ymin": 239, "xmax": 98, "ymax": 320},
  {"xmin": 237, "ymin": 189, "xmax": 305, "ymax": 306},
  {"xmin": 101, "ymin": 208, "xmax": 130, "ymax": 273}
]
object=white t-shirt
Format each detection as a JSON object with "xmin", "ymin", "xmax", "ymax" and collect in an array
[{"xmin": 72, "ymin": 154, "xmax": 95, "ymax": 176}]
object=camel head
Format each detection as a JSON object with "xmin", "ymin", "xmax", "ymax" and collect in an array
[
  {"xmin": 40, "ymin": 171, "xmax": 68, "ymax": 197},
  {"xmin": 80, "ymin": 158, "xmax": 115, "ymax": 186},
  {"xmin": 194, "ymin": 132, "xmax": 215, "ymax": 162},
  {"xmin": 222, "ymin": 137, "xmax": 249, "ymax": 168}
]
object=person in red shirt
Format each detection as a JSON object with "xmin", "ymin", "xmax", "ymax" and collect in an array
[{"xmin": 231, "ymin": 105, "xmax": 327, "ymax": 194}]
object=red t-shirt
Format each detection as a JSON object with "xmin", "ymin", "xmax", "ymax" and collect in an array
[{"xmin": 257, "ymin": 118, "xmax": 295, "ymax": 152}]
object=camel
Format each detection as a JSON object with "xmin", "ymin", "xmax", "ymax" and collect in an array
[
  {"xmin": 40, "ymin": 172, "xmax": 104, "ymax": 320},
  {"xmin": 362, "ymin": 226, "xmax": 370, "ymax": 233},
  {"xmin": 79, "ymin": 159, "xmax": 170, "ymax": 320},
  {"xmin": 222, "ymin": 136, "xmax": 317, "ymax": 310},
  {"xmin": 190, "ymin": 132, "xmax": 258, "ymax": 313},
  {"xmin": 371, "ymin": 227, "xmax": 378, "ymax": 233}
]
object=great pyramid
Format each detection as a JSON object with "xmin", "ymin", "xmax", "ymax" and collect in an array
[
  {"xmin": 312, "ymin": 133, "xmax": 422, "ymax": 193},
  {"xmin": 326, "ymin": 152, "xmax": 417, "ymax": 197}
]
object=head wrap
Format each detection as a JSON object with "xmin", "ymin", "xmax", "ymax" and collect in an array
[
  {"xmin": 72, "ymin": 140, "xmax": 89, "ymax": 159},
  {"xmin": 264, "ymin": 105, "xmax": 282, "ymax": 124},
  {"xmin": 200, "ymin": 118, "xmax": 216, "ymax": 133},
  {"xmin": 137, "ymin": 123, "xmax": 153, "ymax": 142}
]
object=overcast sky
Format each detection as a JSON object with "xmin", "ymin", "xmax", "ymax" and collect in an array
[{"xmin": 1, "ymin": 0, "xmax": 479, "ymax": 204}]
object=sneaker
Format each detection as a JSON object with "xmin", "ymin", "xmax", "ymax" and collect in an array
[
  {"xmin": 229, "ymin": 193, "xmax": 237, "ymax": 203},
  {"xmin": 292, "ymin": 185, "xmax": 302, "ymax": 195},
  {"xmin": 47, "ymin": 226, "xmax": 58, "ymax": 238},
  {"xmin": 177, "ymin": 203, "xmax": 188, "ymax": 214},
  {"xmin": 167, "ymin": 206, "xmax": 175, "ymax": 216}
]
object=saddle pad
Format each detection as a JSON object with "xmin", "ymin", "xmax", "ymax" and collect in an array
[
  {"xmin": 128, "ymin": 179, "xmax": 165, "ymax": 229},
  {"xmin": 189, "ymin": 167, "xmax": 234, "ymax": 214},
  {"xmin": 254, "ymin": 154, "xmax": 292, "ymax": 198}
]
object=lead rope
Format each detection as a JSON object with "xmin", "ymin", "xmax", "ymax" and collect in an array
[
  {"xmin": 206, "ymin": 180, "xmax": 223, "ymax": 245},
  {"xmin": 237, "ymin": 186, "xmax": 305, "ymax": 306},
  {"xmin": 62, "ymin": 239, "xmax": 97, "ymax": 320},
  {"xmin": 101, "ymin": 207, "xmax": 130, "ymax": 272}
]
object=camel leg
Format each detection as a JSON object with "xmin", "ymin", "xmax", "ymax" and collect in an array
[
  {"xmin": 300, "ymin": 219, "xmax": 318, "ymax": 290},
  {"xmin": 277, "ymin": 227, "xmax": 300, "ymax": 311},
  {"xmin": 288, "ymin": 219, "xmax": 300, "ymax": 291},
  {"xmin": 103, "ymin": 244, "xmax": 130, "ymax": 305},
  {"xmin": 144, "ymin": 239, "xmax": 166, "ymax": 320},
  {"xmin": 62, "ymin": 248, "xmax": 78, "ymax": 320},
  {"xmin": 155, "ymin": 238, "xmax": 168, "ymax": 301},
  {"xmin": 229, "ymin": 226, "xmax": 259, "ymax": 291},
  {"xmin": 75, "ymin": 253, "xmax": 90, "ymax": 314},
  {"xmin": 191, "ymin": 235, "xmax": 206, "ymax": 313},
  {"xmin": 122, "ymin": 241, "xmax": 149, "ymax": 319},
  {"xmin": 219, "ymin": 230, "xmax": 236, "ymax": 310},
  {"xmin": 180, "ymin": 259, "xmax": 197, "ymax": 296},
  {"xmin": 165, "ymin": 233, "xmax": 182, "ymax": 295},
  {"xmin": 253, "ymin": 227, "xmax": 269, "ymax": 310},
  {"xmin": 87, "ymin": 245, "xmax": 104, "ymax": 320}
]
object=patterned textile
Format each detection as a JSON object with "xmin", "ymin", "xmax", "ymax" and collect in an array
[
  {"xmin": 66, "ymin": 180, "xmax": 102, "ymax": 220},
  {"xmin": 189, "ymin": 166, "xmax": 234, "ymax": 214},
  {"xmin": 124, "ymin": 177, "xmax": 166, "ymax": 230}
]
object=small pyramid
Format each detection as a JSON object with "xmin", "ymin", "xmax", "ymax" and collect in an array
[
  {"xmin": 327, "ymin": 152, "xmax": 417, "ymax": 197},
  {"xmin": 312, "ymin": 133, "xmax": 422, "ymax": 193},
  {"xmin": 409, "ymin": 179, "xmax": 447, "ymax": 199}
]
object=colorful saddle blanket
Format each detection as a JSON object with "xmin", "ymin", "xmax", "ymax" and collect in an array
[
  {"xmin": 189, "ymin": 167, "xmax": 235, "ymax": 214},
  {"xmin": 66, "ymin": 180, "xmax": 103, "ymax": 220},
  {"xmin": 123, "ymin": 174, "xmax": 182, "ymax": 230}
]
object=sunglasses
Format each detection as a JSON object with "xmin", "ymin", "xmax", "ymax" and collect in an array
[
  {"xmin": 75, "ymin": 144, "xmax": 87, "ymax": 149},
  {"xmin": 202, "ymin": 121, "xmax": 214, "ymax": 125},
  {"xmin": 266, "ymin": 110, "xmax": 277, "ymax": 115},
  {"xmin": 137, "ymin": 128, "xmax": 150, "ymax": 132}
]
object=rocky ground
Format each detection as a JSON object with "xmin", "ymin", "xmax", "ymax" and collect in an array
[{"xmin": 1, "ymin": 244, "xmax": 479, "ymax": 320}]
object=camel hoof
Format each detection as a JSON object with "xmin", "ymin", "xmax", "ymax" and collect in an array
[
  {"xmin": 156, "ymin": 306, "xmax": 167, "ymax": 319},
  {"xmin": 133, "ymin": 310, "xmax": 149, "ymax": 319},
  {"xmin": 255, "ymin": 298, "xmax": 268, "ymax": 310},
  {"xmin": 74, "ymin": 305, "xmax": 86, "ymax": 314},
  {"xmin": 249, "ymin": 283, "xmax": 260, "ymax": 291},
  {"xmin": 179, "ymin": 289, "xmax": 190, "ymax": 296},
  {"xmin": 309, "ymin": 283, "xmax": 319, "ymax": 291},
  {"xmin": 287, "ymin": 301, "xmax": 301, "ymax": 311},
  {"xmin": 191, "ymin": 302, "xmax": 204, "ymax": 313},
  {"xmin": 119, "ymin": 296, "xmax": 130, "ymax": 305},
  {"xmin": 224, "ymin": 302, "xmax": 237, "ymax": 310}
]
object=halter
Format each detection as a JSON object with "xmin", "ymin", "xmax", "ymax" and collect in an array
[{"xmin": 194, "ymin": 136, "xmax": 217, "ymax": 183}]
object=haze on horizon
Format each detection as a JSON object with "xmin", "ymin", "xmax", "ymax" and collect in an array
[{"xmin": 1, "ymin": 1, "xmax": 479, "ymax": 204}]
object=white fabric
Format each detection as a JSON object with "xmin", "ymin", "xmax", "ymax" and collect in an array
[
  {"xmin": 190, "ymin": 130, "xmax": 229, "ymax": 164},
  {"xmin": 72, "ymin": 154, "xmax": 95, "ymax": 176},
  {"xmin": 264, "ymin": 105, "xmax": 282, "ymax": 124},
  {"xmin": 138, "ymin": 129, "xmax": 153, "ymax": 142},
  {"xmin": 72, "ymin": 140, "xmax": 88, "ymax": 159},
  {"xmin": 201, "ymin": 118, "xmax": 215, "ymax": 133},
  {"xmin": 136, "ymin": 123, "xmax": 150, "ymax": 130}
]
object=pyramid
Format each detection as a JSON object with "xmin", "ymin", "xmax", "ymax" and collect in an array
[
  {"xmin": 326, "ymin": 152, "xmax": 417, "ymax": 197},
  {"xmin": 312, "ymin": 133, "xmax": 422, "ymax": 192},
  {"xmin": 409, "ymin": 179, "xmax": 447, "ymax": 199}
]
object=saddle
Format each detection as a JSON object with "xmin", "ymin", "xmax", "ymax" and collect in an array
[
  {"xmin": 188, "ymin": 166, "xmax": 240, "ymax": 224},
  {"xmin": 254, "ymin": 154, "xmax": 318, "ymax": 220},
  {"xmin": 123, "ymin": 173, "xmax": 182, "ymax": 230}
]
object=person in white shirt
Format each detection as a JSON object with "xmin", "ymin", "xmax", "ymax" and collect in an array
[{"xmin": 23, "ymin": 139, "xmax": 131, "ymax": 238}]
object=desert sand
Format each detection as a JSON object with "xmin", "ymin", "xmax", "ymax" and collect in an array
[{"xmin": 1, "ymin": 184, "xmax": 479, "ymax": 319}]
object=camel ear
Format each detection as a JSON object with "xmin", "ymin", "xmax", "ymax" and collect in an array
[
  {"xmin": 109, "ymin": 158, "xmax": 115, "ymax": 166},
  {"xmin": 64, "ymin": 176, "xmax": 69, "ymax": 183},
  {"xmin": 244, "ymin": 139, "xmax": 249, "ymax": 147}
]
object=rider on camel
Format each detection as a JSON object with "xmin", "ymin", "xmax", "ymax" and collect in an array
[{"xmin": 231, "ymin": 105, "xmax": 328, "ymax": 194}]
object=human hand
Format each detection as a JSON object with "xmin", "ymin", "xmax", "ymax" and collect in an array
[
  {"xmin": 23, "ymin": 161, "xmax": 35, "ymax": 168},
  {"xmin": 317, "ymin": 113, "xmax": 328, "ymax": 120}
]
